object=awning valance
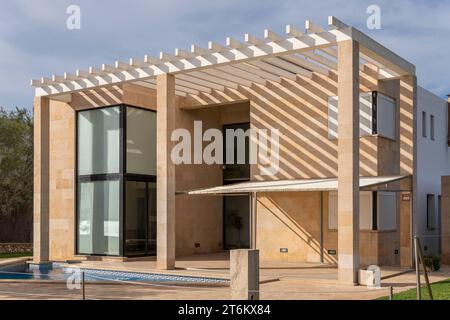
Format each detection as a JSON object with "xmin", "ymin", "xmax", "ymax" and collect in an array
[{"xmin": 184, "ymin": 175, "xmax": 410, "ymax": 195}]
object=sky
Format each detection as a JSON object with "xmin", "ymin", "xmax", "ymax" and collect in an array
[{"xmin": 1, "ymin": 0, "xmax": 449, "ymax": 110}]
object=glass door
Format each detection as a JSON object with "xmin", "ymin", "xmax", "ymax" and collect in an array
[
  {"xmin": 223, "ymin": 123, "xmax": 250, "ymax": 249},
  {"xmin": 125, "ymin": 180, "xmax": 157, "ymax": 256}
]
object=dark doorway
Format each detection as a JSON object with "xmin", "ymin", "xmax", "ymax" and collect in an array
[
  {"xmin": 124, "ymin": 181, "xmax": 157, "ymax": 256},
  {"xmin": 222, "ymin": 123, "xmax": 250, "ymax": 249}
]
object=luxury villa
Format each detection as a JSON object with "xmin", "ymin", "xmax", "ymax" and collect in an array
[{"xmin": 31, "ymin": 16, "xmax": 450, "ymax": 285}]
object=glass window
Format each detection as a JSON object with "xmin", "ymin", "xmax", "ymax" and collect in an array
[
  {"xmin": 125, "ymin": 181, "xmax": 147, "ymax": 256},
  {"xmin": 78, "ymin": 107, "xmax": 120, "ymax": 175},
  {"xmin": 126, "ymin": 107, "xmax": 157, "ymax": 175},
  {"xmin": 430, "ymin": 114, "xmax": 435, "ymax": 140},
  {"xmin": 377, "ymin": 93, "xmax": 396, "ymax": 140},
  {"xmin": 328, "ymin": 191, "xmax": 373, "ymax": 230},
  {"xmin": 327, "ymin": 93, "xmax": 373, "ymax": 139},
  {"xmin": 427, "ymin": 194, "xmax": 436, "ymax": 230},
  {"xmin": 224, "ymin": 195, "xmax": 250, "ymax": 249},
  {"xmin": 77, "ymin": 180, "xmax": 120, "ymax": 256},
  {"xmin": 77, "ymin": 105, "xmax": 157, "ymax": 257},
  {"xmin": 223, "ymin": 123, "xmax": 250, "ymax": 182},
  {"xmin": 422, "ymin": 111, "xmax": 427, "ymax": 138},
  {"xmin": 377, "ymin": 192, "xmax": 397, "ymax": 231},
  {"xmin": 147, "ymin": 182, "xmax": 157, "ymax": 255}
]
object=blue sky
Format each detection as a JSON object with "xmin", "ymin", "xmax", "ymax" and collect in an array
[{"xmin": 1, "ymin": 0, "xmax": 449, "ymax": 110}]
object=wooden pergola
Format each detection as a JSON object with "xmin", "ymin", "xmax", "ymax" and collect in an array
[{"xmin": 31, "ymin": 16, "xmax": 414, "ymax": 100}]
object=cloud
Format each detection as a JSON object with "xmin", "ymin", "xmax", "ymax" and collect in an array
[{"xmin": 0, "ymin": 0, "xmax": 449, "ymax": 109}]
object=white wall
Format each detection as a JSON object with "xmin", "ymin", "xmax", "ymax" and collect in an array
[{"xmin": 416, "ymin": 86, "xmax": 450, "ymax": 255}]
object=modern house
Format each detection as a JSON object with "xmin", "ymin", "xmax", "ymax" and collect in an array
[{"xmin": 31, "ymin": 16, "xmax": 450, "ymax": 285}]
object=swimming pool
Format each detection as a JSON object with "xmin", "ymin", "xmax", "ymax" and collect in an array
[{"xmin": 0, "ymin": 262, "xmax": 228, "ymax": 284}]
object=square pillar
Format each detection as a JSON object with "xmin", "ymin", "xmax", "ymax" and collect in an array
[
  {"xmin": 337, "ymin": 40, "xmax": 360, "ymax": 285},
  {"xmin": 230, "ymin": 249, "xmax": 259, "ymax": 300},
  {"xmin": 441, "ymin": 176, "xmax": 450, "ymax": 264},
  {"xmin": 33, "ymin": 97, "xmax": 50, "ymax": 263},
  {"xmin": 399, "ymin": 75, "xmax": 417, "ymax": 268},
  {"xmin": 156, "ymin": 74, "xmax": 176, "ymax": 270}
]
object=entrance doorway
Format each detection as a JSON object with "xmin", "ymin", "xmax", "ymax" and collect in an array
[
  {"xmin": 222, "ymin": 123, "xmax": 250, "ymax": 249},
  {"xmin": 125, "ymin": 181, "xmax": 157, "ymax": 256}
]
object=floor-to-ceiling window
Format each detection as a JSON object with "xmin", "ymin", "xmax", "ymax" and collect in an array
[{"xmin": 76, "ymin": 105, "xmax": 156, "ymax": 257}]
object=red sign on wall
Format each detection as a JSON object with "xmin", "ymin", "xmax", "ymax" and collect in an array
[{"xmin": 402, "ymin": 193, "xmax": 411, "ymax": 201}]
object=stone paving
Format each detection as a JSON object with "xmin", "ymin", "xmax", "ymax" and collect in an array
[{"xmin": 1, "ymin": 253, "xmax": 449, "ymax": 300}]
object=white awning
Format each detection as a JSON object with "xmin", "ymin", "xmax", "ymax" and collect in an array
[{"xmin": 185, "ymin": 175, "xmax": 409, "ymax": 195}]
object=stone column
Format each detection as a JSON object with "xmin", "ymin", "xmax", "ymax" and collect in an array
[
  {"xmin": 230, "ymin": 249, "xmax": 259, "ymax": 300},
  {"xmin": 33, "ymin": 97, "xmax": 50, "ymax": 263},
  {"xmin": 399, "ymin": 75, "xmax": 417, "ymax": 268},
  {"xmin": 441, "ymin": 176, "xmax": 450, "ymax": 264},
  {"xmin": 156, "ymin": 74, "xmax": 176, "ymax": 270},
  {"xmin": 337, "ymin": 40, "xmax": 360, "ymax": 285}
]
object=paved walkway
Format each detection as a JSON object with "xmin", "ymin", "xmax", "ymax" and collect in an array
[{"xmin": 1, "ymin": 253, "xmax": 449, "ymax": 300}]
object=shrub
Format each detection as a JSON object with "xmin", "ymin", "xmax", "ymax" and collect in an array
[{"xmin": 424, "ymin": 255, "xmax": 441, "ymax": 271}]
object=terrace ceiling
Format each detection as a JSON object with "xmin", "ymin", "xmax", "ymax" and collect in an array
[{"xmin": 31, "ymin": 16, "xmax": 415, "ymax": 101}]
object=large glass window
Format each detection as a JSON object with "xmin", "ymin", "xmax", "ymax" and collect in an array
[
  {"xmin": 125, "ymin": 181, "xmax": 157, "ymax": 256},
  {"xmin": 78, "ymin": 107, "xmax": 120, "ymax": 175},
  {"xmin": 126, "ymin": 107, "xmax": 157, "ymax": 175},
  {"xmin": 78, "ymin": 180, "xmax": 120, "ymax": 255},
  {"xmin": 77, "ymin": 105, "xmax": 156, "ymax": 257}
]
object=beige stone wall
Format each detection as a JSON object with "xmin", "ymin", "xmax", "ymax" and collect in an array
[
  {"xmin": 174, "ymin": 102, "xmax": 250, "ymax": 257},
  {"xmin": 256, "ymin": 191, "xmax": 400, "ymax": 266},
  {"xmin": 48, "ymin": 99, "xmax": 76, "ymax": 261}
]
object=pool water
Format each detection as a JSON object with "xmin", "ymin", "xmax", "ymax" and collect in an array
[{"xmin": 0, "ymin": 263, "xmax": 228, "ymax": 284}]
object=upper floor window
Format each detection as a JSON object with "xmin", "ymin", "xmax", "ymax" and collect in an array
[
  {"xmin": 327, "ymin": 91, "xmax": 396, "ymax": 140},
  {"xmin": 422, "ymin": 111, "xmax": 427, "ymax": 138},
  {"xmin": 430, "ymin": 114, "xmax": 435, "ymax": 140}
]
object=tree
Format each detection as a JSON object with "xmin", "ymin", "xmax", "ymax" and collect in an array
[{"xmin": 0, "ymin": 107, "xmax": 33, "ymax": 242}]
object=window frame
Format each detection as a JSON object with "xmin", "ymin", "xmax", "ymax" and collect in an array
[
  {"xmin": 430, "ymin": 114, "xmax": 435, "ymax": 140},
  {"xmin": 75, "ymin": 104, "xmax": 157, "ymax": 257},
  {"xmin": 422, "ymin": 111, "xmax": 427, "ymax": 138},
  {"xmin": 427, "ymin": 193, "xmax": 436, "ymax": 231},
  {"xmin": 327, "ymin": 91, "xmax": 396, "ymax": 141}
]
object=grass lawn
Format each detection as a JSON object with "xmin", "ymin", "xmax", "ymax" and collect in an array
[
  {"xmin": 378, "ymin": 278, "xmax": 450, "ymax": 300},
  {"xmin": 0, "ymin": 252, "xmax": 32, "ymax": 259}
]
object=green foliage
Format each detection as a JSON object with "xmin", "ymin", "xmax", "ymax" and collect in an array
[
  {"xmin": 0, "ymin": 107, "xmax": 33, "ymax": 242},
  {"xmin": 0, "ymin": 252, "xmax": 32, "ymax": 259},
  {"xmin": 424, "ymin": 255, "xmax": 441, "ymax": 271},
  {"xmin": 378, "ymin": 279, "xmax": 450, "ymax": 300}
]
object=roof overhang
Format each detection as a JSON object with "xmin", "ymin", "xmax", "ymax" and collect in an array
[
  {"xmin": 183, "ymin": 175, "xmax": 411, "ymax": 195},
  {"xmin": 31, "ymin": 16, "xmax": 415, "ymax": 101}
]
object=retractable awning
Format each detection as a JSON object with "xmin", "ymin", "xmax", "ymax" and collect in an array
[{"xmin": 184, "ymin": 175, "xmax": 410, "ymax": 195}]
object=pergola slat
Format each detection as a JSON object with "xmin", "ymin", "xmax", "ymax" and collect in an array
[
  {"xmin": 264, "ymin": 57, "xmax": 313, "ymax": 78},
  {"xmin": 32, "ymin": 16, "xmax": 415, "ymax": 97}
]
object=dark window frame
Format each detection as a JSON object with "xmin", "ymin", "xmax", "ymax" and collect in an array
[
  {"xmin": 422, "ymin": 111, "xmax": 427, "ymax": 138},
  {"xmin": 427, "ymin": 193, "xmax": 436, "ymax": 231},
  {"xmin": 430, "ymin": 114, "xmax": 435, "ymax": 140},
  {"xmin": 75, "ymin": 104, "xmax": 157, "ymax": 257}
]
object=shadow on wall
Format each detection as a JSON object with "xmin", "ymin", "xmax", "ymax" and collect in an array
[{"xmin": 257, "ymin": 191, "xmax": 337, "ymax": 265}]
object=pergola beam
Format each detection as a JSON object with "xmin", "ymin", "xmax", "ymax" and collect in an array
[
  {"xmin": 328, "ymin": 16, "xmax": 415, "ymax": 75},
  {"xmin": 32, "ymin": 16, "xmax": 414, "ymax": 97}
]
